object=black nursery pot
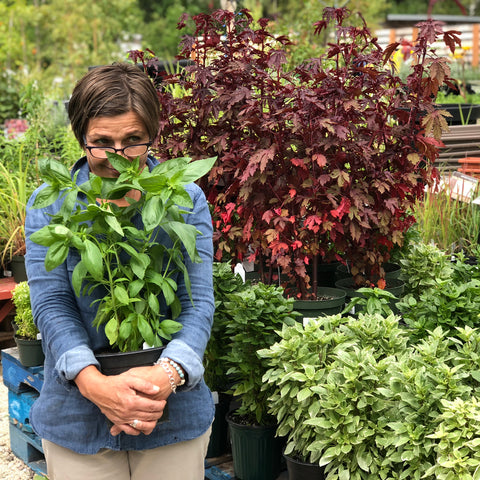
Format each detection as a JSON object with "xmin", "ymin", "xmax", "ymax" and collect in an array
[
  {"xmin": 206, "ymin": 393, "xmax": 232, "ymax": 458},
  {"xmin": 95, "ymin": 345, "xmax": 169, "ymax": 423},
  {"xmin": 95, "ymin": 345, "xmax": 165, "ymax": 376},
  {"xmin": 10, "ymin": 255, "xmax": 28, "ymax": 283},
  {"xmin": 436, "ymin": 103, "xmax": 480, "ymax": 125},
  {"xmin": 226, "ymin": 411, "xmax": 283, "ymax": 480},
  {"xmin": 284, "ymin": 454, "xmax": 326, "ymax": 480}
]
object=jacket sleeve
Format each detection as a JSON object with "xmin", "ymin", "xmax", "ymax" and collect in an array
[
  {"xmin": 25, "ymin": 185, "xmax": 101, "ymax": 385},
  {"xmin": 161, "ymin": 183, "xmax": 215, "ymax": 391}
]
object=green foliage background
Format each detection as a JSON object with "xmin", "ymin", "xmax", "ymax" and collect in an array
[{"xmin": 0, "ymin": 0, "xmax": 472, "ymax": 102}]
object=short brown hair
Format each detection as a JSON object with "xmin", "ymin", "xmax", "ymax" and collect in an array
[{"xmin": 68, "ymin": 63, "xmax": 160, "ymax": 146}]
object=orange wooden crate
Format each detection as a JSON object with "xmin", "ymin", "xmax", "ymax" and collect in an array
[
  {"xmin": 458, "ymin": 157, "xmax": 480, "ymax": 177},
  {"xmin": 0, "ymin": 277, "xmax": 18, "ymax": 324}
]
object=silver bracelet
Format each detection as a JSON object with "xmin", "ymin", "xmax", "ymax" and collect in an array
[{"xmin": 158, "ymin": 361, "xmax": 177, "ymax": 393}]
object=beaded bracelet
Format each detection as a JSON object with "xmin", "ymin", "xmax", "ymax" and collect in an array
[
  {"xmin": 155, "ymin": 357, "xmax": 186, "ymax": 393},
  {"xmin": 162, "ymin": 358, "xmax": 186, "ymax": 387}
]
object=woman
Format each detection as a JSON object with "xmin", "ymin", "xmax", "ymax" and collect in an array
[{"xmin": 25, "ymin": 63, "xmax": 215, "ymax": 480}]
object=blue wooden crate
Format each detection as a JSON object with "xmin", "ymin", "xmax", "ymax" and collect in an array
[
  {"xmin": 2, "ymin": 347, "xmax": 44, "ymax": 394},
  {"xmin": 205, "ymin": 456, "xmax": 234, "ymax": 479},
  {"xmin": 205, "ymin": 465, "xmax": 233, "ymax": 480},
  {"xmin": 9, "ymin": 422, "xmax": 47, "ymax": 476},
  {"xmin": 8, "ymin": 388, "xmax": 38, "ymax": 434}
]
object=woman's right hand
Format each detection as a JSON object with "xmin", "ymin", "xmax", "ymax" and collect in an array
[{"xmin": 74, "ymin": 365, "xmax": 166, "ymax": 436}]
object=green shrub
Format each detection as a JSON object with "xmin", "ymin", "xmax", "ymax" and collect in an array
[
  {"xmin": 12, "ymin": 281, "xmax": 38, "ymax": 339},
  {"xmin": 224, "ymin": 282, "xmax": 298, "ymax": 425},
  {"xmin": 204, "ymin": 262, "xmax": 247, "ymax": 392},
  {"xmin": 261, "ymin": 315, "xmax": 480, "ymax": 479}
]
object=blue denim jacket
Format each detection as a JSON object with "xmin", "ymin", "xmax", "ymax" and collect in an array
[{"xmin": 25, "ymin": 156, "xmax": 215, "ymax": 454}]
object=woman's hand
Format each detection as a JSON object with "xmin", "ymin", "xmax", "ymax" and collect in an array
[
  {"xmin": 124, "ymin": 364, "xmax": 177, "ymax": 399},
  {"xmin": 74, "ymin": 365, "xmax": 167, "ymax": 436},
  {"xmin": 108, "ymin": 364, "xmax": 180, "ymax": 436}
]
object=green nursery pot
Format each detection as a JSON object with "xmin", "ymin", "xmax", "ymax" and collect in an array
[
  {"xmin": 15, "ymin": 337, "xmax": 44, "ymax": 368},
  {"xmin": 293, "ymin": 287, "xmax": 346, "ymax": 323}
]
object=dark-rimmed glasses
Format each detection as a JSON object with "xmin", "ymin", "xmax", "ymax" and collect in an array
[{"xmin": 83, "ymin": 137, "xmax": 152, "ymax": 159}]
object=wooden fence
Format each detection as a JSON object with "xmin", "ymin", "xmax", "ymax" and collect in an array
[{"xmin": 375, "ymin": 24, "xmax": 480, "ymax": 67}]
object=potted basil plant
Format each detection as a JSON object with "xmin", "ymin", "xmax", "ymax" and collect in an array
[
  {"xmin": 29, "ymin": 153, "xmax": 215, "ymax": 371},
  {"xmin": 204, "ymin": 261, "xmax": 247, "ymax": 458},
  {"xmin": 223, "ymin": 281, "xmax": 298, "ymax": 480}
]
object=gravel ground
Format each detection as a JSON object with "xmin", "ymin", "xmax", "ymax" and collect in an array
[{"xmin": 0, "ymin": 364, "xmax": 35, "ymax": 480}]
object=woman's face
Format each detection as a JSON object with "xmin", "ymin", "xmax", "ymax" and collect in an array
[{"xmin": 83, "ymin": 111, "xmax": 150, "ymax": 178}]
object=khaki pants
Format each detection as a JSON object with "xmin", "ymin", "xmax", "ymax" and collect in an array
[{"xmin": 42, "ymin": 427, "xmax": 211, "ymax": 480}]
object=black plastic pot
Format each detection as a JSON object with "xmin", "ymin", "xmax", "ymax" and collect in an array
[
  {"xmin": 316, "ymin": 261, "xmax": 342, "ymax": 288},
  {"xmin": 436, "ymin": 103, "xmax": 480, "ymax": 125},
  {"xmin": 95, "ymin": 345, "xmax": 165, "ymax": 376},
  {"xmin": 284, "ymin": 454, "xmax": 326, "ymax": 480},
  {"xmin": 335, "ymin": 262, "xmax": 401, "ymax": 283},
  {"xmin": 226, "ymin": 411, "xmax": 283, "ymax": 480},
  {"xmin": 206, "ymin": 392, "xmax": 232, "ymax": 458},
  {"xmin": 10, "ymin": 255, "xmax": 27, "ymax": 283},
  {"xmin": 335, "ymin": 277, "xmax": 405, "ymax": 314},
  {"xmin": 95, "ymin": 345, "xmax": 168, "ymax": 423},
  {"xmin": 335, "ymin": 277, "xmax": 405, "ymax": 299}
]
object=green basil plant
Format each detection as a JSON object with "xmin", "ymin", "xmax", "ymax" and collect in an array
[{"xmin": 29, "ymin": 153, "xmax": 215, "ymax": 352}]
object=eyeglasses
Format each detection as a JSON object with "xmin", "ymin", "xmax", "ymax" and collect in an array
[{"xmin": 83, "ymin": 137, "xmax": 152, "ymax": 159}]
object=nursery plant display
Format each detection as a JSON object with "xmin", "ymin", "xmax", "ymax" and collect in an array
[
  {"xmin": 413, "ymin": 176, "xmax": 480, "ymax": 257},
  {"xmin": 132, "ymin": 7, "xmax": 461, "ymax": 295},
  {"xmin": 223, "ymin": 281, "xmax": 298, "ymax": 426},
  {"xmin": 0, "ymin": 157, "xmax": 30, "ymax": 274},
  {"xmin": 260, "ymin": 310, "xmax": 480, "ymax": 479},
  {"xmin": 435, "ymin": 77, "xmax": 480, "ymax": 125},
  {"xmin": 204, "ymin": 261, "xmax": 247, "ymax": 393},
  {"xmin": 0, "ymin": 83, "xmax": 82, "ymax": 277},
  {"xmin": 396, "ymin": 241, "xmax": 480, "ymax": 342},
  {"xmin": 204, "ymin": 262, "xmax": 247, "ymax": 458}
]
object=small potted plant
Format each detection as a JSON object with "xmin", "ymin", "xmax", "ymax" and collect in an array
[
  {"xmin": 11, "ymin": 281, "xmax": 44, "ymax": 367},
  {"xmin": 29, "ymin": 153, "xmax": 215, "ymax": 371},
  {"xmin": 0, "ymin": 146, "xmax": 32, "ymax": 281},
  {"xmin": 260, "ymin": 311, "xmax": 409, "ymax": 478},
  {"xmin": 223, "ymin": 281, "xmax": 298, "ymax": 480},
  {"xmin": 396, "ymin": 241, "xmax": 480, "ymax": 342},
  {"xmin": 425, "ymin": 397, "xmax": 480, "ymax": 478},
  {"xmin": 204, "ymin": 261, "xmax": 247, "ymax": 458}
]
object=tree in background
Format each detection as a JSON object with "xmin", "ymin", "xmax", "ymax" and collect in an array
[
  {"xmin": 389, "ymin": 0, "xmax": 474, "ymax": 15},
  {"xmin": 0, "ymin": 0, "xmax": 143, "ymax": 99},
  {"xmin": 138, "ymin": 0, "xmax": 214, "ymax": 60},
  {"xmin": 0, "ymin": 0, "xmax": 472, "ymax": 102}
]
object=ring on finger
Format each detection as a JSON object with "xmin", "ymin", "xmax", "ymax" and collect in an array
[{"xmin": 130, "ymin": 419, "xmax": 140, "ymax": 429}]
